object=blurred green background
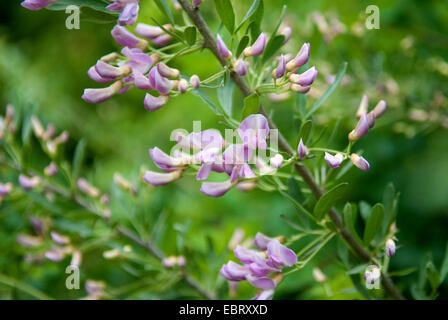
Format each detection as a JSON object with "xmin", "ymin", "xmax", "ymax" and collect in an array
[{"xmin": 0, "ymin": 0, "xmax": 447, "ymax": 299}]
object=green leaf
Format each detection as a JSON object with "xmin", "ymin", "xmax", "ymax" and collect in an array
[
  {"xmin": 426, "ymin": 260, "xmax": 441, "ymax": 292},
  {"xmin": 217, "ymin": 76, "xmax": 235, "ymax": 117},
  {"xmin": 153, "ymin": 0, "xmax": 175, "ymax": 25},
  {"xmin": 47, "ymin": 0, "xmax": 117, "ymax": 15},
  {"xmin": 346, "ymin": 263, "xmax": 368, "ymax": 275},
  {"xmin": 305, "ymin": 62, "xmax": 347, "ymax": 119},
  {"xmin": 363, "ymin": 203, "xmax": 384, "ymax": 245},
  {"xmin": 184, "ymin": 26, "xmax": 197, "ymax": 46},
  {"xmin": 21, "ymin": 114, "xmax": 33, "ymax": 145},
  {"xmin": 343, "ymin": 202, "xmax": 361, "ymax": 243},
  {"xmin": 72, "ymin": 139, "xmax": 86, "ymax": 182},
  {"xmin": 236, "ymin": 0, "xmax": 262, "ymax": 32},
  {"xmin": 440, "ymin": 242, "xmax": 448, "ymax": 282},
  {"xmin": 242, "ymin": 93, "xmax": 260, "ymax": 119},
  {"xmin": 214, "ymin": 0, "xmax": 235, "ymax": 34},
  {"xmin": 191, "ymin": 88, "xmax": 223, "ymax": 117},
  {"xmin": 382, "ymin": 182, "xmax": 399, "ymax": 236},
  {"xmin": 388, "ymin": 267, "xmax": 417, "ymax": 277},
  {"xmin": 262, "ymin": 35, "xmax": 285, "ymax": 63},
  {"xmin": 236, "ymin": 35, "xmax": 249, "ymax": 57},
  {"xmin": 359, "ymin": 201, "xmax": 372, "ymax": 222},
  {"xmin": 314, "ymin": 183, "xmax": 349, "ymax": 220},
  {"xmin": 280, "ymin": 214, "xmax": 307, "ymax": 233},
  {"xmin": 298, "ymin": 120, "xmax": 312, "ymax": 145}
]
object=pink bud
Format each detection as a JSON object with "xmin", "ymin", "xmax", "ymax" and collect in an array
[
  {"xmin": 157, "ymin": 63, "xmax": 180, "ymax": 79},
  {"xmin": 190, "ymin": 74, "xmax": 200, "ymax": 89},
  {"xmin": 279, "ymin": 26, "xmax": 292, "ymax": 44},
  {"xmin": 217, "ymin": 34, "xmax": 232, "ymax": 60},
  {"xmin": 297, "ymin": 139, "xmax": 308, "ymax": 159},
  {"xmin": 385, "ymin": 239, "xmax": 396, "ymax": 257},
  {"xmin": 200, "ymin": 180, "xmax": 233, "ymax": 197},
  {"xmin": 134, "ymin": 23, "xmax": 165, "ymax": 39},
  {"xmin": 324, "ymin": 152, "xmax": 344, "ymax": 168},
  {"xmin": 143, "ymin": 170, "xmax": 182, "ymax": 186},
  {"xmin": 286, "ymin": 43, "xmax": 310, "ymax": 71},
  {"xmin": 348, "ymin": 113, "xmax": 369, "ymax": 141},
  {"xmin": 234, "ymin": 59, "xmax": 247, "ymax": 77},
  {"xmin": 178, "ymin": 78, "xmax": 188, "ymax": 94},
  {"xmin": 19, "ymin": 174, "xmax": 41, "ymax": 191},
  {"xmin": 0, "ymin": 182, "xmax": 13, "ymax": 197},
  {"xmin": 143, "ymin": 93, "xmax": 169, "ymax": 111},
  {"xmin": 356, "ymin": 94, "xmax": 369, "ymax": 118},
  {"xmin": 192, "ymin": 0, "xmax": 202, "ymax": 8},
  {"xmin": 373, "ymin": 100, "xmax": 386, "ymax": 118},
  {"xmin": 269, "ymin": 154, "xmax": 283, "ymax": 169},
  {"xmin": 272, "ymin": 55, "xmax": 286, "ymax": 79},
  {"xmin": 290, "ymin": 83, "xmax": 311, "ymax": 94},
  {"xmin": 44, "ymin": 162, "xmax": 58, "ymax": 176},
  {"xmin": 243, "ymin": 33, "xmax": 267, "ymax": 57},
  {"xmin": 289, "ymin": 66, "xmax": 318, "ymax": 86},
  {"xmin": 350, "ymin": 154, "xmax": 370, "ymax": 171},
  {"xmin": 111, "ymin": 25, "xmax": 148, "ymax": 50},
  {"xmin": 50, "ymin": 231, "xmax": 70, "ymax": 246}
]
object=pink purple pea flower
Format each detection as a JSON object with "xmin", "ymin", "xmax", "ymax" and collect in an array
[
  {"xmin": 21, "ymin": 0, "xmax": 57, "ymax": 11},
  {"xmin": 286, "ymin": 42, "xmax": 310, "ymax": 71},
  {"xmin": 350, "ymin": 153, "xmax": 370, "ymax": 171},
  {"xmin": 243, "ymin": 33, "xmax": 267, "ymax": 57},
  {"xmin": 324, "ymin": 152, "xmax": 344, "ymax": 169},
  {"xmin": 217, "ymin": 34, "xmax": 232, "ymax": 60}
]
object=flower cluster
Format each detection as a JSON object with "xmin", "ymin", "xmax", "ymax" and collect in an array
[
  {"xmin": 143, "ymin": 114, "xmax": 290, "ymax": 197},
  {"xmin": 220, "ymin": 232, "xmax": 297, "ymax": 300}
]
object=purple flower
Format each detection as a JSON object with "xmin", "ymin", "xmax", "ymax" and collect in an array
[
  {"xmin": 153, "ymin": 68, "xmax": 172, "ymax": 94},
  {"xmin": 272, "ymin": 55, "xmax": 286, "ymax": 79},
  {"xmin": 21, "ymin": 0, "xmax": 57, "ymax": 11},
  {"xmin": 178, "ymin": 79, "xmax": 188, "ymax": 94},
  {"xmin": 223, "ymin": 144, "xmax": 255, "ymax": 183},
  {"xmin": 286, "ymin": 43, "xmax": 310, "ymax": 71},
  {"xmin": 350, "ymin": 153, "xmax": 370, "ymax": 171},
  {"xmin": 143, "ymin": 170, "xmax": 182, "ymax": 186},
  {"xmin": 150, "ymin": 34, "xmax": 172, "ymax": 47},
  {"xmin": 195, "ymin": 148, "xmax": 221, "ymax": 180},
  {"xmin": 269, "ymin": 154, "xmax": 283, "ymax": 169},
  {"xmin": 157, "ymin": 63, "xmax": 180, "ymax": 79},
  {"xmin": 373, "ymin": 100, "xmax": 386, "ymax": 118},
  {"xmin": 348, "ymin": 113, "xmax": 369, "ymax": 141},
  {"xmin": 133, "ymin": 70, "xmax": 152, "ymax": 89},
  {"xmin": 289, "ymin": 66, "xmax": 318, "ymax": 86},
  {"xmin": 385, "ymin": 239, "xmax": 396, "ymax": 258},
  {"xmin": 44, "ymin": 162, "xmax": 58, "ymax": 176},
  {"xmin": 243, "ymin": 33, "xmax": 267, "ymax": 57},
  {"xmin": 254, "ymin": 232, "xmax": 274, "ymax": 250},
  {"xmin": 45, "ymin": 247, "xmax": 66, "ymax": 262},
  {"xmin": 189, "ymin": 129, "xmax": 225, "ymax": 150},
  {"xmin": 149, "ymin": 147, "xmax": 189, "ymax": 172},
  {"xmin": 234, "ymin": 245, "xmax": 261, "ymax": 264},
  {"xmin": 50, "ymin": 231, "xmax": 70, "ymax": 246},
  {"xmin": 267, "ymin": 239, "xmax": 298, "ymax": 268},
  {"xmin": 220, "ymin": 261, "xmax": 250, "ymax": 281},
  {"xmin": 356, "ymin": 94, "xmax": 369, "ymax": 118},
  {"xmin": 252, "ymin": 289, "xmax": 275, "ymax": 300},
  {"xmin": 0, "ymin": 182, "xmax": 13, "ymax": 197},
  {"xmin": 95, "ymin": 60, "xmax": 130, "ymax": 80},
  {"xmin": 190, "ymin": 75, "xmax": 200, "ymax": 89},
  {"xmin": 118, "ymin": 2, "xmax": 139, "ymax": 26},
  {"xmin": 18, "ymin": 174, "xmax": 41, "ymax": 191},
  {"xmin": 217, "ymin": 34, "xmax": 232, "ymax": 60},
  {"xmin": 246, "ymin": 274, "xmax": 276, "ymax": 290},
  {"xmin": 367, "ymin": 111, "xmax": 375, "ymax": 128},
  {"xmin": 82, "ymin": 81, "xmax": 123, "ymax": 103},
  {"xmin": 134, "ymin": 23, "xmax": 172, "ymax": 46},
  {"xmin": 238, "ymin": 114, "xmax": 269, "ymax": 150},
  {"xmin": 120, "ymin": 47, "xmax": 153, "ymax": 74},
  {"xmin": 111, "ymin": 25, "xmax": 147, "ymax": 50},
  {"xmin": 234, "ymin": 59, "xmax": 247, "ymax": 77},
  {"xmin": 297, "ymin": 138, "xmax": 308, "ymax": 159},
  {"xmin": 88, "ymin": 67, "xmax": 114, "ymax": 84},
  {"xmin": 200, "ymin": 180, "xmax": 233, "ymax": 197},
  {"xmin": 324, "ymin": 152, "xmax": 344, "ymax": 169},
  {"xmin": 143, "ymin": 93, "xmax": 169, "ymax": 111}
]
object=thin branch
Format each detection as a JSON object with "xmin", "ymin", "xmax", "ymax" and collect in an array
[{"xmin": 178, "ymin": 0, "xmax": 404, "ymax": 300}]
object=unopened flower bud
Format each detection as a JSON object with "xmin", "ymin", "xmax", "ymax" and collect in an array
[
  {"xmin": 82, "ymin": 81, "xmax": 123, "ymax": 103},
  {"xmin": 51, "ymin": 231, "xmax": 70, "ymax": 246},
  {"xmin": 77, "ymin": 178, "xmax": 101, "ymax": 198},
  {"xmin": 290, "ymin": 83, "xmax": 311, "ymax": 94},
  {"xmin": 356, "ymin": 94, "xmax": 368, "ymax": 118},
  {"xmin": 350, "ymin": 153, "xmax": 370, "ymax": 171},
  {"xmin": 111, "ymin": 25, "xmax": 147, "ymax": 50},
  {"xmin": 17, "ymin": 234, "xmax": 42, "ymax": 248},
  {"xmin": 324, "ymin": 152, "xmax": 344, "ymax": 168},
  {"xmin": 71, "ymin": 250, "xmax": 82, "ymax": 267},
  {"xmin": 217, "ymin": 34, "xmax": 232, "ymax": 60},
  {"xmin": 44, "ymin": 162, "xmax": 58, "ymax": 176},
  {"xmin": 234, "ymin": 59, "xmax": 247, "ymax": 77},
  {"xmin": 367, "ymin": 111, "xmax": 375, "ymax": 128},
  {"xmin": 190, "ymin": 74, "xmax": 200, "ymax": 89},
  {"xmin": 243, "ymin": 33, "xmax": 267, "ymax": 57},
  {"xmin": 270, "ymin": 154, "xmax": 284, "ymax": 169},
  {"xmin": 286, "ymin": 43, "xmax": 310, "ymax": 71},
  {"xmin": 348, "ymin": 113, "xmax": 369, "ymax": 141},
  {"xmin": 192, "ymin": 0, "xmax": 202, "ymax": 8},
  {"xmin": 100, "ymin": 52, "xmax": 118, "ymax": 63},
  {"xmin": 272, "ymin": 55, "xmax": 286, "ymax": 79},
  {"xmin": 95, "ymin": 60, "xmax": 130, "ymax": 80},
  {"xmin": 373, "ymin": 100, "xmax": 386, "ymax": 119},
  {"xmin": 45, "ymin": 247, "xmax": 66, "ymax": 262},
  {"xmin": 157, "ymin": 62, "xmax": 180, "ymax": 79},
  {"xmin": 144, "ymin": 93, "xmax": 169, "ymax": 111},
  {"xmin": 385, "ymin": 239, "xmax": 396, "ymax": 258},
  {"xmin": 114, "ymin": 173, "xmax": 137, "ymax": 195},
  {"xmin": 289, "ymin": 66, "xmax": 318, "ymax": 86},
  {"xmin": 31, "ymin": 116, "xmax": 45, "ymax": 138},
  {"xmin": 19, "ymin": 174, "xmax": 41, "ymax": 191},
  {"xmin": 178, "ymin": 78, "xmax": 188, "ymax": 94},
  {"xmin": 297, "ymin": 139, "xmax": 308, "ymax": 159},
  {"xmin": 30, "ymin": 217, "xmax": 45, "ymax": 235},
  {"xmin": 235, "ymin": 179, "xmax": 257, "ymax": 192},
  {"xmin": 0, "ymin": 182, "xmax": 13, "ymax": 197},
  {"xmin": 312, "ymin": 267, "xmax": 327, "ymax": 283},
  {"xmin": 364, "ymin": 266, "xmax": 381, "ymax": 285},
  {"xmin": 143, "ymin": 170, "xmax": 182, "ymax": 186}
]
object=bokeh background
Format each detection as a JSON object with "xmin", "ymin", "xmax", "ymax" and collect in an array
[{"xmin": 0, "ymin": 0, "xmax": 447, "ymax": 299}]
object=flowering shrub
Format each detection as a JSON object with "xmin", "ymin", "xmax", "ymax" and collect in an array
[{"xmin": 1, "ymin": 0, "xmax": 447, "ymax": 300}]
